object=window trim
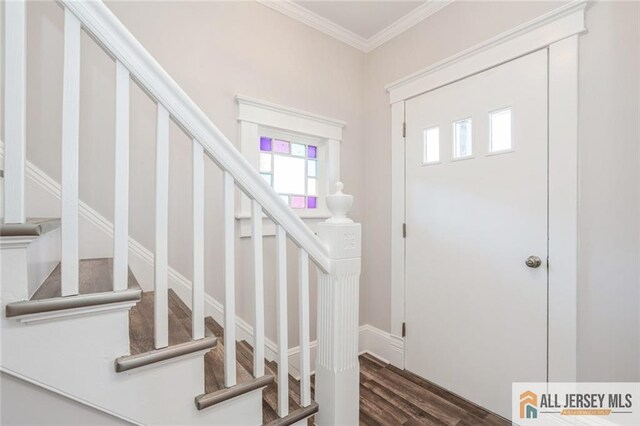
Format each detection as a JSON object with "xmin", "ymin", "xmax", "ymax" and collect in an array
[{"xmin": 236, "ymin": 95, "xmax": 345, "ymax": 237}]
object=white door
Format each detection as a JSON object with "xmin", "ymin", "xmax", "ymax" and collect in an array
[{"xmin": 404, "ymin": 49, "xmax": 548, "ymax": 419}]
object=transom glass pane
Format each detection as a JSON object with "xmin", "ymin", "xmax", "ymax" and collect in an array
[
  {"xmin": 273, "ymin": 139, "xmax": 290, "ymax": 154},
  {"xmin": 308, "ymin": 145, "xmax": 317, "ymax": 159},
  {"xmin": 423, "ymin": 127, "xmax": 440, "ymax": 164},
  {"xmin": 453, "ymin": 119, "xmax": 472, "ymax": 158},
  {"xmin": 259, "ymin": 153, "xmax": 272, "ymax": 173},
  {"xmin": 308, "ymin": 160, "xmax": 317, "ymax": 177},
  {"xmin": 290, "ymin": 196, "xmax": 305, "ymax": 209},
  {"xmin": 260, "ymin": 137, "xmax": 272, "ymax": 151},
  {"xmin": 490, "ymin": 108, "xmax": 512, "ymax": 152},
  {"xmin": 273, "ymin": 155, "xmax": 306, "ymax": 195},
  {"xmin": 291, "ymin": 143, "xmax": 306, "ymax": 157}
]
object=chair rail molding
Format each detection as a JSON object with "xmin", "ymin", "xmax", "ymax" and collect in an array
[{"xmin": 388, "ymin": 1, "xmax": 584, "ymax": 382}]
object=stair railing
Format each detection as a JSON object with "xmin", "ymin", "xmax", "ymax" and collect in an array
[{"xmin": 3, "ymin": 1, "xmax": 361, "ymax": 423}]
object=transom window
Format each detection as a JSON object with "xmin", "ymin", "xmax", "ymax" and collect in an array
[{"xmin": 259, "ymin": 136, "xmax": 318, "ymax": 209}]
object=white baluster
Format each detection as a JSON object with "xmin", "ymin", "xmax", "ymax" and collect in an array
[
  {"xmin": 298, "ymin": 249, "xmax": 311, "ymax": 407},
  {"xmin": 275, "ymin": 224, "xmax": 289, "ymax": 417},
  {"xmin": 113, "ymin": 61, "xmax": 130, "ymax": 292},
  {"xmin": 154, "ymin": 104, "xmax": 169, "ymax": 349},
  {"xmin": 192, "ymin": 140, "xmax": 205, "ymax": 340},
  {"xmin": 3, "ymin": 0, "xmax": 26, "ymax": 224},
  {"xmin": 315, "ymin": 182, "xmax": 361, "ymax": 426},
  {"xmin": 223, "ymin": 171, "xmax": 237, "ymax": 387},
  {"xmin": 251, "ymin": 199, "xmax": 265, "ymax": 377},
  {"xmin": 61, "ymin": 8, "xmax": 81, "ymax": 296}
]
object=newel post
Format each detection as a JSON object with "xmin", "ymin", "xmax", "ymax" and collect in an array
[{"xmin": 315, "ymin": 182, "xmax": 361, "ymax": 425}]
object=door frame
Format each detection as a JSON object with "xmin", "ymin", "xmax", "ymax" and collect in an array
[{"xmin": 386, "ymin": 0, "xmax": 587, "ymax": 382}]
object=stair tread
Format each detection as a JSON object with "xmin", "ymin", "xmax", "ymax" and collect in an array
[
  {"xmin": 128, "ymin": 290, "xmax": 314, "ymax": 423},
  {"xmin": 0, "ymin": 217, "xmax": 60, "ymax": 237},
  {"xmin": 236, "ymin": 340, "xmax": 313, "ymax": 423},
  {"xmin": 31, "ymin": 258, "xmax": 139, "ymax": 300},
  {"xmin": 129, "ymin": 290, "xmax": 196, "ymax": 355},
  {"xmin": 202, "ymin": 318, "xmax": 255, "ymax": 394}
]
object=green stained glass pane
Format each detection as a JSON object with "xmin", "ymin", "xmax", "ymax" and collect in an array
[
  {"xmin": 307, "ymin": 160, "xmax": 317, "ymax": 177},
  {"xmin": 291, "ymin": 143, "xmax": 306, "ymax": 157}
]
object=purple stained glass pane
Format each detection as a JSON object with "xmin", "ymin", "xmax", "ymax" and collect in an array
[
  {"xmin": 291, "ymin": 196, "xmax": 305, "ymax": 209},
  {"xmin": 273, "ymin": 139, "xmax": 290, "ymax": 154},
  {"xmin": 260, "ymin": 137, "xmax": 272, "ymax": 151},
  {"xmin": 307, "ymin": 145, "xmax": 317, "ymax": 159},
  {"xmin": 307, "ymin": 196, "xmax": 317, "ymax": 209}
]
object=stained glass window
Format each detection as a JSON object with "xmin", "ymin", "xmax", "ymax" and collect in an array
[{"xmin": 259, "ymin": 136, "xmax": 319, "ymax": 209}]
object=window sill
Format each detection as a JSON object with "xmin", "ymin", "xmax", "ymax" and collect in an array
[{"xmin": 236, "ymin": 210, "xmax": 331, "ymax": 238}]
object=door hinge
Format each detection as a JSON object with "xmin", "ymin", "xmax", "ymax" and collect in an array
[
  {"xmin": 402, "ymin": 223, "xmax": 407, "ymax": 238},
  {"xmin": 402, "ymin": 122, "xmax": 406, "ymax": 138},
  {"xmin": 402, "ymin": 322, "xmax": 406, "ymax": 337}
]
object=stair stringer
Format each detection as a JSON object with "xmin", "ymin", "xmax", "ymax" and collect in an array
[{"xmin": 0, "ymin": 309, "xmax": 263, "ymax": 425}]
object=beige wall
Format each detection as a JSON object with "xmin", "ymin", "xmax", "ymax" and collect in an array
[{"xmin": 363, "ymin": 1, "xmax": 639, "ymax": 380}]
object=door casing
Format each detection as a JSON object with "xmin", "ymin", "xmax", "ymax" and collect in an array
[{"xmin": 386, "ymin": 1, "xmax": 586, "ymax": 382}]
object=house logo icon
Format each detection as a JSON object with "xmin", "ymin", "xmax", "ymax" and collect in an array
[{"xmin": 520, "ymin": 390, "xmax": 538, "ymax": 419}]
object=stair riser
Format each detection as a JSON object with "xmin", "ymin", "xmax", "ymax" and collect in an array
[
  {"xmin": 1, "ymin": 308, "xmax": 256, "ymax": 425},
  {"xmin": 0, "ymin": 228, "xmax": 60, "ymax": 303}
]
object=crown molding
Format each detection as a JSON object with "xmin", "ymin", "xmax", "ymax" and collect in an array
[
  {"xmin": 256, "ymin": 0, "xmax": 368, "ymax": 51},
  {"xmin": 367, "ymin": 0, "xmax": 454, "ymax": 52},
  {"xmin": 256, "ymin": 0, "xmax": 452, "ymax": 53}
]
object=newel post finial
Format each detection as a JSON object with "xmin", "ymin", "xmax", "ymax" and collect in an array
[
  {"xmin": 325, "ymin": 181, "xmax": 354, "ymax": 224},
  {"xmin": 315, "ymin": 181, "xmax": 361, "ymax": 425}
]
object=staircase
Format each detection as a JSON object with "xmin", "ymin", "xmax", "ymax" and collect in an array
[{"xmin": 1, "ymin": 0, "xmax": 361, "ymax": 425}]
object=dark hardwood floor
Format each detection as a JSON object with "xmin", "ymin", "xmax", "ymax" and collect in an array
[{"xmin": 358, "ymin": 353, "xmax": 510, "ymax": 426}]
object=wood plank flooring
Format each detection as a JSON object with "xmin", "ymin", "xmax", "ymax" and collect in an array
[
  {"xmin": 358, "ymin": 353, "xmax": 510, "ymax": 425},
  {"xmin": 129, "ymin": 288, "xmax": 508, "ymax": 425},
  {"xmin": 32, "ymin": 258, "xmax": 140, "ymax": 300}
]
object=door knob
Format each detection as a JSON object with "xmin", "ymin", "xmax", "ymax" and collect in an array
[{"xmin": 525, "ymin": 256, "xmax": 542, "ymax": 268}]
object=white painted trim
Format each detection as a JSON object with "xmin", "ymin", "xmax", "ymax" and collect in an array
[
  {"xmin": 390, "ymin": 102, "xmax": 405, "ymax": 342},
  {"xmin": 256, "ymin": 0, "xmax": 368, "ymax": 52},
  {"xmin": 0, "ymin": 235, "xmax": 38, "ymax": 249},
  {"xmin": 236, "ymin": 95, "xmax": 345, "ymax": 134},
  {"xmin": 61, "ymin": 0, "xmax": 330, "ymax": 273},
  {"xmin": 3, "ymin": 0, "xmax": 27, "ymax": 224},
  {"xmin": 256, "ymin": 0, "xmax": 452, "ymax": 53},
  {"xmin": 386, "ymin": 0, "xmax": 587, "ymax": 103},
  {"xmin": 389, "ymin": 3, "xmax": 583, "ymax": 378},
  {"xmin": 16, "ymin": 301, "xmax": 138, "ymax": 325},
  {"xmin": 547, "ymin": 35, "xmax": 579, "ymax": 382},
  {"xmin": 0, "ymin": 367, "xmax": 143, "ymax": 426},
  {"xmin": 367, "ymin": 1, "xmax": 453, "ymax": 53},
  {"xmin": 358, "ymin": 324, "xmax": 404, "ymax": 367}
]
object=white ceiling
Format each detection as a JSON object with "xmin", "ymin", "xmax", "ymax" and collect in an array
[
  {"xmin": 293, "ymin": 1, "xmax": 425, "ymax": 39},
  {"xmin": 258, "ymin": 0, "xmax": 453, "ymax": 52}
]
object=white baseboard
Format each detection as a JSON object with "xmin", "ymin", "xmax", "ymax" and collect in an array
[{"xmin": 7, "ymin": 144, "xmax": 405, "ymax": 375}]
